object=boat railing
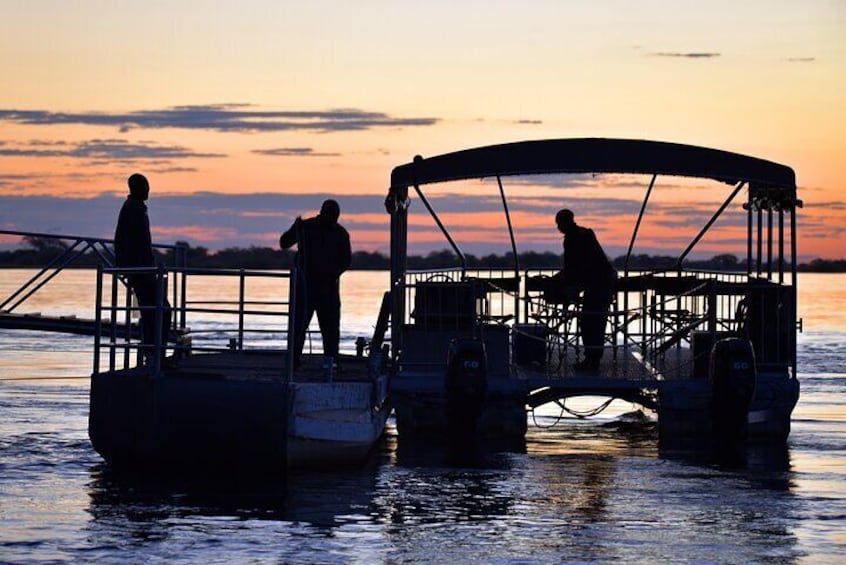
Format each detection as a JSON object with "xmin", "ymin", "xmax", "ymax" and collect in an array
[
  {"xmin": 93, "ymin": 264, "xmax": 295, "ymax": 378},
  {"xmin": 398, "ymin": 267, "xmax": 793, "ymax": 378},
  {"xmin": 396, "ymin": 269, "xmax": 511, "ymax": 372},
  {"xmin": 402, "ymin": 266, "xmax": 520, "ymax": 317}
]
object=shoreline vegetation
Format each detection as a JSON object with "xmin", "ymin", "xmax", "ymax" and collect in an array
[{"xmin": 1, "ymin": 237, "xmax": 844, "ymax": 272}]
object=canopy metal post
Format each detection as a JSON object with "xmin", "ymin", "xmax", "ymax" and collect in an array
[
  {"xmin": 624, "ymin": 174, "xmax": 657, "ymax": 347},
  {"xmin": 676, "ymin": 181, "xmax": 745, "ymax": 268},
  {"xmin": 386, "ymin": 185, "xmax": 409, "ymax": 359},
  {"xmin": 747, "ymin": 197, "xmax": 753, "ymax": 277},
  {"xmin": 790, "ymin": 203, "xmax": 798, "ymax": 379},
  {"xmin": 496, "ymin": 175, "xmax": 521, "ymax": 319},
  {"xmin": 778, "ymin": 208, "xmax": 785, "ymax": 284},
  {"xmin": 767, "ymin": 208, "xmax": 774, "ymax": 280},
  {"xmin": 412, "ymin": 184, "xmax": 467, "ymax": 271},
  {"xmin": 757, "ymin": 208, "xmax": 764, "ymax": 277},
  {"xmin": 625, "ymin": 174, "xmax": 657, "ymax": 276}
]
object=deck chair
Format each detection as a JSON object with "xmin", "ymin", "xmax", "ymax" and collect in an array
[{"xmin": 525, "ymin": 274, "xmax": 582, "ymax": 370}]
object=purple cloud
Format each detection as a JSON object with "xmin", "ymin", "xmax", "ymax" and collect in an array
[
  {"xmin": 252, "ymin": 147, "xmax": 341, "ymax": 157},
  {"xmin": 0, "ymin": 139, "xmax": 223, "ymax": 160},
  {"xmin": 0, "ymin": 104, "xmax": 440, "ymax": 133}
]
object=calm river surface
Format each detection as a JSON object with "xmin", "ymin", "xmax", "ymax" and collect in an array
[{"xmin": 1, "ymin": 270, "xmax": 844, "ymax": 564}]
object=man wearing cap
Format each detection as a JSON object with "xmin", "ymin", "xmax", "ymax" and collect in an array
[
  {"xmin": 280, "ymin": 199, "xmax": 351, "ymax": 370},
  {"xmin": 555, "ymin": 209, "xmax": 617, "ymax": 372}
]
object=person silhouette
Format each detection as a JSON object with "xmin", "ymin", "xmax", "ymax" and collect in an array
[
  {"xmin": 555, "ymin": 209, "xmax": 617, "ymax": 372},
  {"xmin": 280, "ymin": 199, "xmax": 351, "ymax": 370},
  {"xmin": 114, "ymin": 173, "xmax": 171, "ymax": 365}
]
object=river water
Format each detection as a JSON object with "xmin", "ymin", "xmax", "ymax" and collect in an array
[{"xmin": 1, "ymin": 270, "xmax": 844, "ymax": 564}]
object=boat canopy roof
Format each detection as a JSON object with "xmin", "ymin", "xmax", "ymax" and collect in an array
[{"xmin": 390, "ymin": 138, "xmax": 796, "ymax": 191}]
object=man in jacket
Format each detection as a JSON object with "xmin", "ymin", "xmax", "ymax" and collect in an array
[
  {"xmin": 280, "ymin": 199, "xmax": 351, "ymax": 370},
  {"xmin": 114, "ymin": 173, "xmax": 171, "ymax": 365},
  {"xmin": 555, "ymin": 208, "xmax": 617, "ymax": 372}
]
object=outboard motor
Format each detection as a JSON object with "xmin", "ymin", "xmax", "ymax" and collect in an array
[
  {"xmin": 446, "ymin": 338, "xmax": 488, "ymax": 440},
  {"xmin": 709, "ymin": 337, "xmax": 756, "ymax": 448}
]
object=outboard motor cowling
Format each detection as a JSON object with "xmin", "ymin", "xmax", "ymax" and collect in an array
[
  {"xmin": 709, "ymin": 337, "xmax": 756, "ymax": 445},
  {"xmin": 446, "ymin": 338, "xmax": 488, "ymax": 438}
]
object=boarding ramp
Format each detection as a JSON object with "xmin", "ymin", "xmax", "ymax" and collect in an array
[{"xmin": 0, "ymin": 229, "xmax": 187, "ymax": 338}]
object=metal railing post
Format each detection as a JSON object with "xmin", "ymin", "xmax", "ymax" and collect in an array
[
  {"xmin": 152, "ymin": 265, "xmax": 164, "ymax": 375},
  {"xmin": 285, "ymin": 268, "xmax": 298, "ymax": 382},
  {"xmin": 93, "ymin": 265, "xmax": 103, "ymax": 375},
  {"xmin": 109, "ymin": 273, "xmax": 118, "ymax": 371},
  {"xmin": 238, "ymin": 269, "xmax": 246, "ymax": 350},
  {"xmin": 122, "ymin": 275, "xmax": 134, "ymax": 369},
  {"xmin": 177, "ymin": 243, "xmax": 188, "ymax": 331},
  {"xmin": 707, "ymin": 280, "xmax": 717, "ymax": 341}
]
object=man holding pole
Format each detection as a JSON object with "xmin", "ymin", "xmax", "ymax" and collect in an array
[{"xmin": 280, "ymin": 199, "xmax": 351, "ymax": 371}]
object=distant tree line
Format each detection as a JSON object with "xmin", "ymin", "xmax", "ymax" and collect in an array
[
  {"xmin": 798, "ymin": 258, "xmax": 846, "ymax": 272},
  {"xmin": 1, "ymin": 236, "xmax": 844, "ymax": 272}
]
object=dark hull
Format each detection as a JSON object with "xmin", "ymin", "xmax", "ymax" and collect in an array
[
  {"xmin": 89, "ymin": 352, "xmax": 391, "ymax": 475},
  {"xmin": 392, "ymin": 370, "xmax": 799, "ymax": 445},
  {"xmin": 89, "ymin": 370, "xmax": 289, "ymax": 473}
]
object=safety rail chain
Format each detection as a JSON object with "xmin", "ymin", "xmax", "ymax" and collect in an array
[
  {"xmin": 93, "ymin": 265, "xmax": 297, "ymax": 380},
  {"xmin": 0, "ymin": 229, "xmax": 187, "ymax": 315},
  {"xmin": 400, "ymin": 268, "xmax": 795, "ymax": 377}
]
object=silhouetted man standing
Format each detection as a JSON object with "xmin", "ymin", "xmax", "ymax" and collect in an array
[
  {"xmin": 114, "ymin": 173, "xmax": 171, "ymax": 364},
  {"xmin": 555, "ymin": 209, "xmax": 617, "ymax": 372},
  {"xmin": 280, "ymin": 199, "xmax": 351, "ymax": 370}
]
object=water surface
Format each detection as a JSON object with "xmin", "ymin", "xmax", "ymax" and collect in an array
[{"xmin": 1, "ymin": 270, "xmax": 844, "ymax": 563}]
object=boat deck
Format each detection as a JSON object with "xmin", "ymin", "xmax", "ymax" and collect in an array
[
  {"xmin": 514, "ymin": 341, "xmax": 697, "ymax": 382},
  {"xmin": 393, "ymin": 334, "xmax": 704, "ymax": 412},
  {"xmin": 142, "ymin": 351, "xmax": 373, "ymax": 383},
  {"xmin": 513, "ymin": 343, "xmax": 699, "ymax": 409}
]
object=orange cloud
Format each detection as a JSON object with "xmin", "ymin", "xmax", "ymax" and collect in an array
[{"xmin": 152, "ymin": 225, "xmax": 239, "ymax": 243}]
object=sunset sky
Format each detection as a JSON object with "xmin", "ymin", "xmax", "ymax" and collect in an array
[{"xmin": 1, "ymin": 1, "xmax": 844, "ymax": 259}]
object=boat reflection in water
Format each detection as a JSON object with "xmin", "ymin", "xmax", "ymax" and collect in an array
[{"xmin": 80, "ymin": 404, "xmax": 802, "ymax": 563}]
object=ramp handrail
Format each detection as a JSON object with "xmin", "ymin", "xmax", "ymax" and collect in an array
[{"xmin": 0, "ymin": 229, "xmax": 187, "ymax": 317}]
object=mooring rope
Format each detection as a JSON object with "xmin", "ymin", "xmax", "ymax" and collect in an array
[{"xmin": 530, "ymin": 396, "xmax": 616, "ymax": 428}]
